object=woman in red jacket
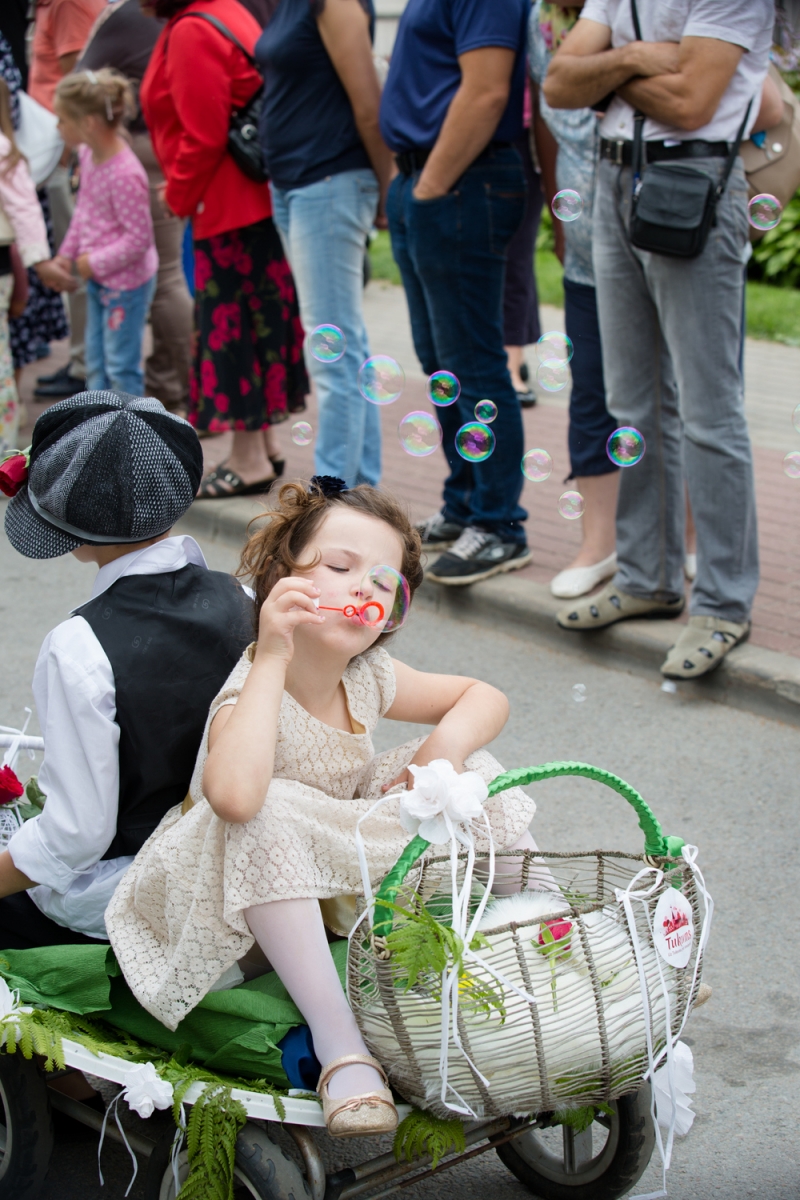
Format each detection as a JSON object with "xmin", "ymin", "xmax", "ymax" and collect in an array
[{"xmin": 141, "ymin": 0, "xmax": 308, "ymax": 496}]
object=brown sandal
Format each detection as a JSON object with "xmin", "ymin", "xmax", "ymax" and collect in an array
[
  {"xmin": 197, "ymin": 464, "xmax": 276, "ymax": 500},
  {"xmin": 317, "ymin": 1054, "xmax": 398, "ymax": 1138}
]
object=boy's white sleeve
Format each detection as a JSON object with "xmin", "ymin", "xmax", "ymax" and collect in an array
[{"xmin": 7, "ymin": 617, "xmax": 120, "ymax": 892}]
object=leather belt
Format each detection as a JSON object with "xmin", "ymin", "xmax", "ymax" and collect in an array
[
  {"xmin": 599, "ymin": 138, "xmax": 731, "ymax": 167},
  {"xmin": 395, "ymin": 140, "xmax": 512, "ymax": 176}
]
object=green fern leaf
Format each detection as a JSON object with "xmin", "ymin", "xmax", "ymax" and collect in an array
[{"xmin": 393, "ymin": 1107, "xmax": 466, "ymax": 1170}]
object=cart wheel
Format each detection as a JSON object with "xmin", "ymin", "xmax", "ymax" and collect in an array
[
  {"xmin": 143, "ymin": 1120, "xmax": 313, "ymax": 1200},
  {"xmin": 0, "ymin": 1052, "xmax": 54, "ymax": 1200},
  {"xmin": 496, "ymin": 1085, "xmax": 655, "ymax": 1200}
]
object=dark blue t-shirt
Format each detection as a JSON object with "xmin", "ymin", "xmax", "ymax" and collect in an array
[
  {"xmin": 380, "ymin": 0, "xmax": 527, "ymax": 153},
  {"xmin": 255, "ymin": 0, "xmax": 375, "ymax": 191}
]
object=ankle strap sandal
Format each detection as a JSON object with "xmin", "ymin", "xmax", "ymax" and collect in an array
[{"xmin": 317, "ymin": 1053, "xmax": 398, "ymax": 1139}]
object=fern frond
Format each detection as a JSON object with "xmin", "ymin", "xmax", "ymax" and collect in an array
[
  {"xmin": 393, "ymin": 1107, "xmax": 466, "ymax": 1170},
  {"xmin": 552, "ymin": 1101, "xmax": 614, "ymax": 1134}
]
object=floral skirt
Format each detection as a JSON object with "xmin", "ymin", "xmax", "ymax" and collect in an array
[{"xmin": 189, "ymin": 218, "xmax": 309, "ymax": 432}]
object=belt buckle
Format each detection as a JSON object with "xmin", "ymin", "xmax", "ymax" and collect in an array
[{"xmin": 612, "ymin": 139, "xmax": 625, "ymax": 166}]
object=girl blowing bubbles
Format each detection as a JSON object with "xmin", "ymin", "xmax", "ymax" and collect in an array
[
  {"xmin": 107, "ymin": 478, "xmax": 539, "ymax": 1136},
  {"xmin": 53, "ymin": 70, "xmax": 157, "ymax": 395}
]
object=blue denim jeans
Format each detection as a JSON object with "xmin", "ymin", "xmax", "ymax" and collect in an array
[
  {"xmin": 563, "ymin": 277, "xmax": 618, "ymax": 479},
  {"xmin": 387, "ymin": 147, "xmax": 528, "ymax": 543},
  {"xmin": 270, "ymin": 169, "xmax": 381, "ymax": 487},
  {"xmin": 86, "ymin": 276, "xmax": 156, "ymax": 396}
]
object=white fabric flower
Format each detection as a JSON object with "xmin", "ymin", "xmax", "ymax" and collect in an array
[
  {"xmin": 399, "ymin": 759, "xmax": 488, "ymax": 844},
  {"xmin": 122, "ymin": 1062, "xmax": 174, "ymax": 1119}
]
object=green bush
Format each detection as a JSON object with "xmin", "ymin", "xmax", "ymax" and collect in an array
[{"xmin": 749, "ymin": 191, "xmax": 800, "ymax": 289}]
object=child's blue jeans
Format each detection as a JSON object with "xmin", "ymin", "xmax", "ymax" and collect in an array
[{"xmin": 86, "ymin": 276, "xmax": 156, "ymax": 396}]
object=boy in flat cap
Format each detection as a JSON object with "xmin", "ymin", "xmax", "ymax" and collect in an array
[{"xmin": 0, "ymin": 391, "xmax": 255, "ymax": 948}]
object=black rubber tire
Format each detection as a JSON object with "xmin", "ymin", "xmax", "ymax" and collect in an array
[
  {"xmin": 496, "ymin": 1086, "xmax": 656, "ymax": 1200},
  {"xmin": 0, "ymin": 1053, "xmax": 54, "ymax": 1200},
  {"xmin": 143, "ymin": 1120, "xmax": 313, "ymax": 1200}
]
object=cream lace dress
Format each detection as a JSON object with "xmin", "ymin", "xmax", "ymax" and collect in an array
[{"xmin": 105, "ymin": 645, "xmax": 537, "ymax": 1031}]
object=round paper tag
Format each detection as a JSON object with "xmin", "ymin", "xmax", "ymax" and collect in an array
[{"xmin": 653, "ymin": 887, "xmax": 694, "ymax": 968}]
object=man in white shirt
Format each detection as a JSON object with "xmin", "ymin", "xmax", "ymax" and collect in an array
[
  {"xmin": 0, "ymin": 391, "xmax": 254, "ymax": 947},
  {"xmin": 543, "ymin": 0, "xmax": 773, "ymax": 679}
]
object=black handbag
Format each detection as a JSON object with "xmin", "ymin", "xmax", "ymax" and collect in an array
[
  {"xmin": 172, "ymin": 11, "xmax": 268, "ymax": 185},
  {"xmin": 626, "ymin": 0, "xmax": 750, "ymax": 259}
]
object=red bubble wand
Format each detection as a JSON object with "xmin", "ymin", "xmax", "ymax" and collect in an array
[{"xmin": 318, "ymin": 600, "xmax": 385, "ymax": 626}]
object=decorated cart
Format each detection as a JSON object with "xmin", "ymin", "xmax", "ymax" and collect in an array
[{"xmin": 0, "ymin": 726, "xmax": 710, "ymax": 1200}]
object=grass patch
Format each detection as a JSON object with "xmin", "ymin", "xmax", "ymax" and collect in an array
[
  {"xmin": 368, "ymin": 231, "xmax": 800, "ymax": 344},
  {"xmin": 745, "ymin": 279, "xmax": 800, "ymax": 346}
]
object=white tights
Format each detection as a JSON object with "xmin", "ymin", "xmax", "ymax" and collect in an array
[
  {"xmin": 243, "ymin": 830, "xmax": 552, "ymax": 1102},
  {"xmin": 244, "ymin": 898, "xmax": 382, "ymax": 1099}
]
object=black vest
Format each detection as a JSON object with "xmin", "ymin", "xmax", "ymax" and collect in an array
[{"xmin": 77, "ymin": 565, "xmax": 254, "ymax": 859}]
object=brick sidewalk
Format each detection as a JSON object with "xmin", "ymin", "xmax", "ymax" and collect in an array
[{"xmin": 16, "ymin": 282, "xmax": 800, "ymax": 658}]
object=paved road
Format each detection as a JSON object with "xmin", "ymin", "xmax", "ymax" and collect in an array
[{"xmin": 1, "ymin": 530, "xmax": 799, "ymax": 1199}]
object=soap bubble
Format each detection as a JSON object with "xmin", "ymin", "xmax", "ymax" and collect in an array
[
  {"xmin": 455, "ymin": 422, "xmax": 495, "ymax": 462},
  {"xmin": 427, "ymin": 370, "xmax": 460, "ymax": 406},
  {"xmin": 572, "ymin": 683, "xmax": 587, "ymax": 703},
  {"xmin": 793, "ymin": 403, "xmax": 800, "ymax": 434},
  {"xmin": 552, "ymin": 189, "xmax": 583, "ymax": 222},
  {"xmin": 558, "ymin": 490, "xmax": 584, "ymax": 519},
  {"xmin": 291, "ymin": 421, "xmax": 313, "ymax": 446},
  {"xmin": 537, "ymin": 359, "xmax": 569, "ymax": 392},
  {"xmin": 607, "ymin": 426, "xmax": 646, "ymax": 467},
  {"xmin": 536, "ymin": 331, "xmax": 573, "ymax": 364},
  {"xmin": 308, "ymin": 324, "xmax": 345, "ymax": 362},
  {"xmin": 358, "ymin": 355, "xmax": 405, "ymax": 405},
  {"xmin": 475, "ymin": 399, "xmax": 497, "ymax": 423},
  {"xmin": 748, "ymin": 193, "xmax": 782, "ymax": 231},
  {"xmin": 398, "ymin": 411, "xmax": 442, "ymax": 457},
  {"xmin": 784, "ymin": 451, "xmax": 800, "ymax": 478},
  {"xmin": 521, "ymin": 449, "xmax": 553, "ymax": 482},
  {"xmin": 359, "ymin": 564, "xmax": 410, "ymax": 631}
]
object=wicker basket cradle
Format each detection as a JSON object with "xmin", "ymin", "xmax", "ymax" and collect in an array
[{"xmin": 348, "ymin": 762, "xmax": 706, "ymax": 1120}]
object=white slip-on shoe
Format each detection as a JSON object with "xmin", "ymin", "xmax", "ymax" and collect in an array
[
  {"xmin": 550, "ymin": 552, "xmax": 617, "ymax": 599},
  {"xmin": 684, "ymin": 553, "xmax": 697, "ymax": 581}
]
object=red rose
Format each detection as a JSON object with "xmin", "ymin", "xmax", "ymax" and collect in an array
[
  {"xmin": 538, "ymin": 919, "xmax": 572, "ymax": 952},
  {"xmin": 194, "ymin": 249, "xmax": 212, "ymax": 293},
  {"xmin": 265, "ymin": 362, "xmax": 286, "ymax": 405},
  {"xmin": 0, "ymin": 766, "xmax": 24, "ymax": 806},
  {"xmin": 0, "ymin": 454, "xmax": 29, "ymax": 498}
]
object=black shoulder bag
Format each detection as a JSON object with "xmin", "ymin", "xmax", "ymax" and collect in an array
[
  {"xmin": 172, "ymin": 11, "xmax": 268, "ymax": 185},
  {"xmin": 627, "ymin": 0, "xmax": 750, "ymax": 259}
]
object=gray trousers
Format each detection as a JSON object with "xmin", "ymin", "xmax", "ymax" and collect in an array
[
  {"xmin": 592, "ymin": 157, "xmax": 758, "ymax": 623},
  {"xmin": 46, "ymin": 163, "xmax": 86, "ymax": 378}
]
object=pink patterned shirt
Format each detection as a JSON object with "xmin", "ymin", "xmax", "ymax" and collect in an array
[{"xmin": 59, "ymin": 143, "xmax": 158, "ymax": 291}]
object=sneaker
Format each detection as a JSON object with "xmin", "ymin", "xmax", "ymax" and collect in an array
[
  {"xmin": 415, "ymin": 511, "xmax": 465, "ymax": 551},
  {"xmin": 426, "ymin": 526, "xmax": 532, "ymax": 585},
  {"xmin": 34, "ymin": 365, "xmax": 86, "ymax": 398}
]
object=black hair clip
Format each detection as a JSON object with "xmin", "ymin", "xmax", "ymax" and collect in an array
[{"xmin": 310, "ymin": 475, "xmax": 348, "ymax": 498}]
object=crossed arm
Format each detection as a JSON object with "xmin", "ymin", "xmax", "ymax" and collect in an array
[{"xmin": 543, "ymin": 18, "xmax": 744, "ymax": 132}]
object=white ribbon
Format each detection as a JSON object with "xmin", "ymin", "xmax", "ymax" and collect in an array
[
  {"xmin": 98, "ymin": 1093, "xmax": 139, "ymax": 1197},
  {"xmin": 354, "ymin": 762, "xmax": 540, "ymax": 1118},
  {"xmin": 616, "ymin": 846, "xmax": 713, "ymax": 1200},
  {"xmin": 0, "ymin": 709, "xmax": 33, "ymax": 772}
]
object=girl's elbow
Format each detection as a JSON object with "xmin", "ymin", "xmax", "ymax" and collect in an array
[{"xmin": 207, "ymin": 789, "xmax": 259, "ymax": 824}]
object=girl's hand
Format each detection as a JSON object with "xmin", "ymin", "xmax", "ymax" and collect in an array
[
  {"xmin": 34, "ymin": 257, "xmax": 77, "ymax": 293},
  {"xmin": 75, "ymin": 254, "xmax": 93, "ymax": 281},
  {"xmin": 255, "ymin": 576, "xmax": 324, "ymax": 666},
  {"xmin": 382, "ymin": 740, "xmax": 467, "ymax": 793}
]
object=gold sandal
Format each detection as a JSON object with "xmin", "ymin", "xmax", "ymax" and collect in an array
[{"xmin": 317, "ymin": 1054, "xmax": 398, "ymax": 1138}]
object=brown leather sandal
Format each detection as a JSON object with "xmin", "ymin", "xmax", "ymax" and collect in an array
[{"xmin": 317, "ymin": 1054, "xmax": 398, "ymax": 1138}]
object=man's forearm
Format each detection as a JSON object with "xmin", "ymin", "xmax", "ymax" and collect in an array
[
  {"xmin": 544, "ymin": 44, "xmax": 640, "ymax": 110},
  {"xmin": 414, "ymin": 84, "xmax": 508, "ymax": 198},
  {"xmin": 0, "ymin": 850, "xmax": 36, "ymax": 899},
  {"xmin": 617, "ymin": 75, "xmax": 704, "ymax": 131}
]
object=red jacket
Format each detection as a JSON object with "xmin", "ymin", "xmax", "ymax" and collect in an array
[{"xmin": 140, "ymin": 0, "xmax": 271, "ymax": 240}]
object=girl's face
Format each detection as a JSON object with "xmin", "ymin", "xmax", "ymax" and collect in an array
[
  {"xmin": 55, "ymin": 105, "xmax": 96, "ymax": 149},
  {"xmin": 295, "ymin": 507, "xmax": 406, "ymax": 654}
]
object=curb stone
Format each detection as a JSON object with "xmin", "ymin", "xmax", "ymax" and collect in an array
[{"xmin": 179, "ymin": 498, "xmax": 800, "ymax": 727}]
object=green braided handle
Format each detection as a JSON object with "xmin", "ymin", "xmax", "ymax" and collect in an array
[{"xmin": 371, "ymin": 761, "xmax": 684, "ymax": 938}]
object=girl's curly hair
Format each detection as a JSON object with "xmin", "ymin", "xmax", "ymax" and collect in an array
[{"xmin": 238, "ymin": 481, "xmax": 424, "ymax": 647}]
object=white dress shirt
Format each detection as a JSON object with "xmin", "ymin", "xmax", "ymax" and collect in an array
[{"xmin": 8, "ymin": 536, "xmax": 210, "ymax": 939}]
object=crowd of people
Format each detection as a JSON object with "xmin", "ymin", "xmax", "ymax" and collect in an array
[
  {"xmin": 0, "ymin": 0, "xmax": 786, "ymax": 687},
  {"xmin": 0, "ymin": 0, "xmax": 791, "ymax": 1154}
]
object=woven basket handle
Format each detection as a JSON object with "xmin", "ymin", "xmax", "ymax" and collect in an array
[{"xmin": 371, "ymin": 760, "xmax": 685, "ymax": 938}]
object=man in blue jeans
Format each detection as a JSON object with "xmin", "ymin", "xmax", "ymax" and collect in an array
[{"xmin": 381, "ymin": 0, "xmax": 531, "ymax": 585}]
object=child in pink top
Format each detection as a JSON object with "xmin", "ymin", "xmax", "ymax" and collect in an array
[{"xmin": 53, "ymin": 69, "xmax": 158, "ymax": 396}]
